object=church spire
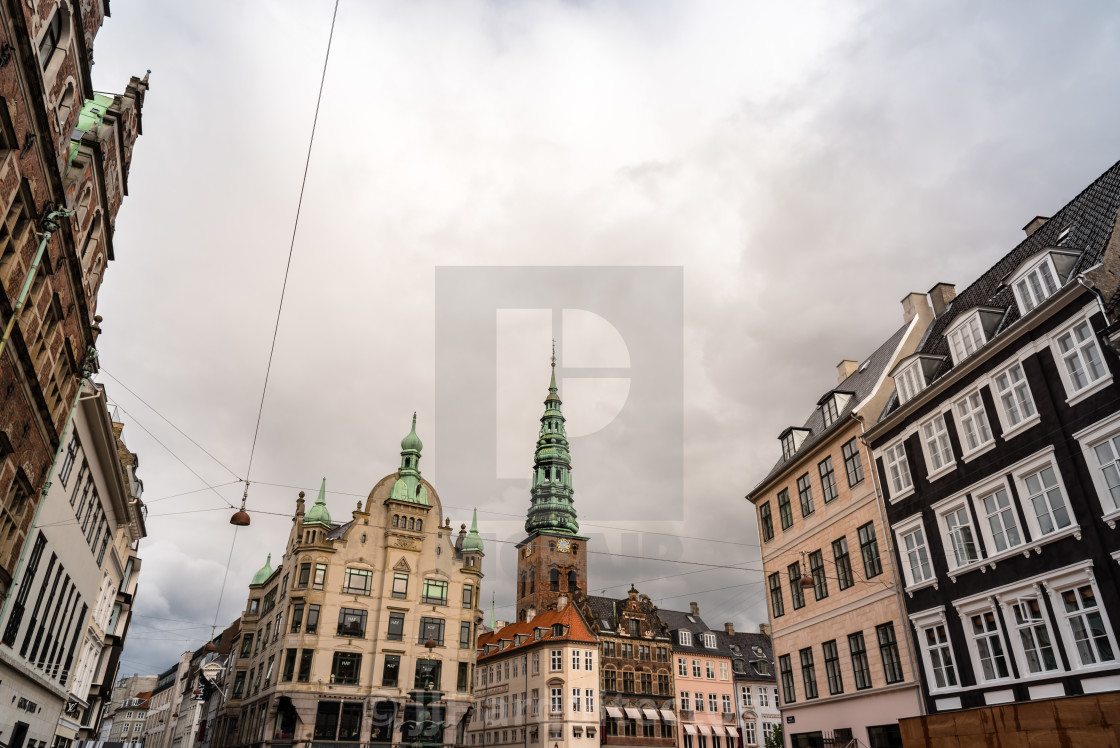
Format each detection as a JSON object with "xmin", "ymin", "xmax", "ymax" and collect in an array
[
  {"xmin": 390, "ymin": 413, "xmax": 429, "ymax": 505},
  {"xmin": 525, "ymin": 353, "xmax": 580, "ymax": 537}
]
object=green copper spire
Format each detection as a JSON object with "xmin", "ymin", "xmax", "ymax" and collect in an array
[
  {"xmin": 462, "ymin": 508, "xmax": 484, "ymax": 553},
  {"xmin": 525, "ymin": 355, "xmax": 582, "ymax": 537},
  {"xmin": 303, "ymin": 478, "xmax": 332, "ymax": 527},
  {"xmin": 251, "ymin": 553, "xmax": 274, "ymax": 585},
  {"xmin": 391, "ymin": 413, "xmax": 430, "ymax": 504}
]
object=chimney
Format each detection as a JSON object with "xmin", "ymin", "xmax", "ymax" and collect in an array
[
  {"xmin": 724, "ymin": 622, "xmax": 735, "ymax": 635},
  {"xmin": 557, "ymin": 595, "xmax": 568, "ymax": 611},
  {"xmin": 900, "ymin": 292, "xmax": 927, "ymax": 324},
  {"xmin": 1023, "ymin": 216, "xmax": 1050, "ymax": 236},
  {"xmin": 836, "ymin": 360, "xmax": 858, "ymax": 384},
  {"xmin": 758, "ymin": 623, "xmax": 771, "ymax": 638},
  {"xmin": 689, "ymin": 602, "xmax": 699, "ymax": 616},
  {"xmin": 927, "ymin": 283, "xmax": 957, "ymax": 317}
]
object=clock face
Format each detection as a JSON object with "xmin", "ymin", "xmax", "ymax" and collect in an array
[{"xmin": 556, "ymin": 539, "xmax": 571, "ymax": 553}]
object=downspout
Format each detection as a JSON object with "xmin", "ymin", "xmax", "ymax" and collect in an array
[
  {"xmin": 0, "ymin": 206, "xmax": 72, "ymax": 358},
  {"xmin": 854, "ymin": 414, "xmax": 925, "ymax": 717},
  {"xmin": 0, "ymin": 345, "xmax": 98, "ymax": 625}
]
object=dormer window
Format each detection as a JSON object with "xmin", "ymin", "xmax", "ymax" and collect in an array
[
  {"xmin": 678, "ymin": 630, "xmax": 692, "ymax": 646},
  {"xmin": 894, "ymin": 361, "xmax": 924, "ymax": 403},
  {"xmin": 700, "ymin": 633, "xmax": 716, "ymax": 648},
  {"xmin": 1005, "ymin": 249, "xmax": 1080, "ymax": 315},
  {"xmin": 818, "ymin": 392, "xmax": 853, "ymax": 428},
  {"xmin": 779, "ymin": 427, "xmax": 811, "ymax": 460},
  {"xmin": 945, "ymin": 308, "xmax": 1004, "ymax": 365}
]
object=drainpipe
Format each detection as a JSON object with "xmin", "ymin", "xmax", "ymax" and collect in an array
[
  {"xmin": 854, "ymin": 414, "xmax": 925, "ymax": 717},
  {"xmin": 0, "ymin": 345, "xmax": 98, "ymax": 625},
  {"xmin": 0, "ymin": 206, "xmax": 72, "ymax": 359}
]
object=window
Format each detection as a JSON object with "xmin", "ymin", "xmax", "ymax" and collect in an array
[
  {"xmin": 387, "ymin": 611, "xmax": 405, "ymax": 641},
  {"xmin": 740, "ymin": 685, "xmax": 752, "ymax": 706},
  {"xmin": 799, "ymin": 648, "xmax": 818, "ymax": 699},
  {"xmin": 550, "ymin": 649, "xmax": 562, "ymax": 671},
  {"xmin": 899, "ymin": 523, "xmax": 932, "ymax": 586},
  {"xmin": 708, "ymin": 693, "xmax": 718, "ymax": 711},
  {"xmin": 381, "ymin": 654, "xmax": 400, "ymax": 686},
  {"xmin": 781, "ymin": 433, "xmax": 796, "ymax": 461},
  {"xmin": 1009, "ymin": 597, "xmax": 1059, "ymax": 674},
  {"xmin": 876, "ymin": 623, "xmax": 904, "ymax": 684},
  {"xmin": 572, "ymin": 650, "xmax": 581, "ymax": 670},
  {"xmin": 694, "ymin": 691, "xmax": 704, "ymax": 711},
  {"xmin": 422, "ymin": 578, "xmax": 449, "ymax": 605},
  {"xmin": 722, "ymin": 694, "xmax": 732, "ymax": 712},
  {"xmin": 571, "ymin": 687, "xmax": 581, "ymax": 712},
  {"xmin": 550, "ymin": 687, "xmax": 562, "ymax": 714},
  {"xmin": 1055, "ymin": 319, "xmax": 1109, "ymax": 396},
  {"xmin": 822, "ymin": 640, "xmax": 843, "ymax": 695},
  {"xmin": 701, "ymin": 633, "xmax": 717, "ymax": 648},
  {"xmin": 680, "ymin": 692, "xmax": 690, "ymax": 711},
  {"xmin": 343, "ymin": 567, "xmax": 372, "ymax": 595},
  {"xmin": 312, "ymin": 563, "xmax": 327, "ymax": 590},
  {"xmin": 587, "ymin": 650, "xmax": 595, "ymax": 669},
  {"xmin": 759, "ymin": 502, "xmax": 774, "ymax": 542},
  {"xmin": 857, "ymin": 522, "xmax": 882, "ymax": 578},
  {"xmin": 331, "ymin": 652, "xmax": 361, "ymax": 684},
  {"xmin": 298, "ymin": 650, "xmax": 314, "ymax": 682},
  {"xmin": 719, "ymin": 661, "xmax": 729, "ymax": 679},
  {"xmin": 414, "ymin": 660, "xmax": 442, "ymax": 690},
  {"xmin": 895, "ymin": 361, "xmax": 927, "ymax": 406},
  {"xmin": 968, "ymin": 610, "xmax": 1010, "ymax": 681},
  {"xmin": 622, "ymin": 671, "xmax": 635, "ymax": 692},
  {"xmin": 641, "ymin": 672, "xmax": 652, "ymax": 693},
  {"xmin": 692, "ymin": 659, "xmax": 702, "ymax": 678},
  {"xmin": 60, "ymin": 434, "xmax": 79, "ymax": 486},
  {"xmin": 796, "ymin": 474, "xmax": 814, "ymax": 516},
  {"xmin": 993, "ymin": 361, "xmax": 1036, "ymax": 430},
  {"xmin": 921, "ymin": 415, "xmax": 954, "ymax": 474},
  {"xmin": 38, "ymin": 8, "xmax": 64, "ymax": 69},
  {"xmin": 778, "ymin": 654, "xmax": 795, "ymax": 704},
  {"xmin": 297, "ymin": 562, "xmax": 311, "ymax": 588},
  {"xmin": 460, "ymin": 621, "xmax": 472, "ymax": 649},
  {"xmin": 1020, "ymin": 464, "xmax": 1072, "ymax": 536},
  {"xmin": 677, "ymin": 657, "xmax": 687, "ymax": 676},
  {"xmin": 758, "ymin": 687, "xmax": 769, "ymax": 707},
  {"xmin": 240, "ymin": 633, "xmax": 254, "ymax": 658},
  {"xmin": 392, "ymin": 573, "xmax": 409, "ymax": 598},
  {"xmin": 777, "ymin": 490, "xmax": 793, "ymax": 530},
  {"xmin": 948, "ymin": 313, "xmax": 986, "ymax": 364},
  {"xmin": 306, "ymin": 604, "xmax": 320, "ymax": 634},
  {"xmin": 821, "ymin": 395, "xmax": 840, "ymax": 427},
  {"xmin": 585, "ymin": 688, "xmax": 594, "ymax": 713},
  {"xmin": 282, "ymin": 648, "xmax": 297, "ymax": 681},
  {"xmin": 604, "ymin": 668, "xmax": 616, "ymax": 691},
  {"xmin": 457, "ymin": 662, "xmax": 469, "ymax": 692},
  {"xmin": 942, "ymin": 505, "xmax": 979, "ymax": 568},
  {"xmin": 743, "ymin": 724, "xmax": 756, "ymax": 745},
  {"xmin": 1059, "ymin": 584, "xmax": 1116, "ymax": 666},
  {"xmin": 921, "ymin": 624, "xmax": 957, "ymax": 689},
  {"xmin": 788, "ymin": 562, "xmax": 806, "ymax": 610},
  {"xmin": 882, "ymin": 442, "xmax": 912, "ymax": 497},
  {"xmin": 463, "ymin": 584, "xmax": 474, "ymax": 609},
  {"xmin": 420, "ymin": 617, "xmax": 445, "ymax": 646},
  {"xmin": 808, "ymin": 550, "xmax": 828, "ymax": 600},
  {"xmin": 1013, "ymin": 256, "xmax": 1060, "ymax": 313},
  {"xmin": 679, "ymin": 630, "xmax": 693, "ymax": 646},
  {"xmin": 337, "ymin": 608, "xmax": 367, "ymax": 637},
  {"xmin": 768, "ymin": 573, "xmax": 784, "ymax": 617},
  {"xmin": 847, "ymin": 632, "xmax": 871, "ymax": 690},
  {"xmin": 832, "ymin": 537, "xmax": 854, "ymax": 590},
  {"xmin": 818, "ymin": 457, "xmax": 838, "ymax": 503},
  {"xmin": 955, "ymin": 391, "xmax": 993, "ymax": 455},
  {"xmin": 658, "ymin": 673, "xmax": 669, "ymax": 693},
  {"xmin": 977, "ymin": 487, "xmax": 1022, "ymax": 553},
  {"xmin": 705, "ymin": 660, "xmax": 715, "ymax": 678},
  {"xmin": 842, "ymin": 438, "xmax": 864, "ymax": 487}
]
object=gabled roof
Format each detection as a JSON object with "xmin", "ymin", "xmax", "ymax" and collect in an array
[
  {"xmin": 748, "ymin": 321, "xmax": 910, "ymax": 497},
  {"xmin": 583, "ymin": 593, "xmax": 668, "ymax": 636},
  {"xmin": 722, "ymin": 631, "xmax": 776, "ymax": 684},
  {"xmin": 658, "ymin": 608, "xmax": 728, "ymax": 657},
  {"xmin": 884, "ymin": 158, "xmax": 1120, "ymax": 415},
  {"xmin": 476, "ymin": 604, "xmax": 596, "ymax": 661}
]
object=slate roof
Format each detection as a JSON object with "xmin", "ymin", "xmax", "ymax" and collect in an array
[
  {"xmin": 476, "ymin": 604, "xmax": 596, "ymax": 661},
  {"xmin": 747, "ymin": 321, "xmax": 911, "ymax": 497},
  {"xmin": 583, "ymin": 594, "xmax": 669, "ymax": 636},
  {"xmin": 326, "ymin": 520, "xmax": 350, "ymax": 539},
  {"xmin": 882, "ymin": 158, "xmax": 1120, "ymax": 416},
  {"xmin": 658, "ymin": 608, "xmax": 729, "ymax": 657},
  {"xmin": 721, "ymin": 631, "xmax": 776, "ymax": 684}
]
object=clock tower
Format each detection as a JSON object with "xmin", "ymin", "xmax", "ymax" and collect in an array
[{"xmin": 515, "ymin": 356, "xmax": 588, "ymax": 621}]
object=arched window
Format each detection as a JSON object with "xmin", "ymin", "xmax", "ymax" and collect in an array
[
  {"xmin": 416, "ymin": 519, "xmax": 422, "ymax": 532},
  {"xmin": 549, "ymin": 569, "xmax": 559, "ymax": 591},
  {"xmin": 38, "ymin": 7, "xmax": 67, "ymax": 70},
  {"xmin": 530, "ymin": 576, "xmax": 535, "ymax": 594},
  {"xmin": 408, "ymin": 517, "xmax": 415, "ymax": 530},
  {"xmin": 567, "ymin": 571, "xmax": 577, "ymax": 591},
  {"xmin": 392, "ymin": 515, "xmax": 399, "ymax": 527},
  {"xmin": 520, "ymin": 575, "xmax": 527, "ymax": 597}
]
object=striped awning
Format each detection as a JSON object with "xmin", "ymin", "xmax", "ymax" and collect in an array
[
  {"xmin": 605, "ymin": 707, "xmax": 624, "ymax": 719},
  {"xmin": 726, "ymin": 727, "xmax": 739, "ymax": 737},
  {"xmin": 698, "ymin": 725, "xmax": 712, "ymax": 736},
  {"xmin": 710, "ymin": 725, "xmax": 726, "ymax": 736},
  {"xmin": 625, "ymin": 708, "xmax": 643, "ymax": 720},
  {"xmin": 683, "ymin": 725, "xmax": 698, "ymax": 735},
  {"xmin": 660, "ymin": 710, "xmax": 677, "ymax": 722},
  {"xmin": 643, "ymin": 709, "xmax": 661, "ymax": 722}
]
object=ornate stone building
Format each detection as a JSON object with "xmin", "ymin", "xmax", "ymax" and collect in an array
[
  {"xmin": 515, "ymin": 363, "xmax": 588, "ymax": 622},
  {"xmin": 217, "ymin": 418, "xmax": 484, "ymax": 748}
]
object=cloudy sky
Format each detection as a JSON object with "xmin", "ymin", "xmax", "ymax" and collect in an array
[{"xmin": 88, "ymin": 0, "xmax": 1120, "ymax": 676}]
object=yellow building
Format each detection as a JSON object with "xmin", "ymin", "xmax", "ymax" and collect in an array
[{"xmin": 218, "ymin": 416, "xmax": 484, "ymax": 748}]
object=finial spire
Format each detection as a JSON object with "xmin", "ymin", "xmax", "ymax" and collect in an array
[{"xmin": 551, "ymin": 338, "xmax": 556, "ymax": 367}]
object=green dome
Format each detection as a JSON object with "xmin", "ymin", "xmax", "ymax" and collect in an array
[
  {"xmin": 304, "ymin": 478, "xmax": 331, "ymax": 528},
  {"xmin": 461, "ymin": 509, "xmax": 484, "ymax": 553},
  {"xmin": 401, "ymin": 412, "xmax": 423, "ymax": 452},
  {"xmin": 251, "ymin": 553, "xmax": 273, "ymax": 586}
]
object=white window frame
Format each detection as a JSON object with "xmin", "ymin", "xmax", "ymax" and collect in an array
[
  {"xmin": 881, "ymin": 440, "xmax": 914, "ymax": 501},
  {"xmin": 919, "ymin": 412, "xmax": 956, "ymax": 480},
  {"xmin": 571, "ymin": 650, "xmax": 580, "ymax": 670},
  {"xmin": 995, "ymin": 583, "xmax": 1064, "ymax": 679},
  {"xmin": 701, "ymin": 633, "xmax": 716, "ymax": 648},
  {"xmin": 909, "ymin": 607, "xmax": 960, "ymax": 694},
  {"xmin": 679, "ymin": 630, "xmax": 692, "ymax": 647},
  {"xmin": 1011, "ymin": 449, "xmax": 1078, "ymax": 543},
  {"xmin": 946, "ymin": 311, "xmax": 987, "ymax": 365},
  {"xmin": 954, "ymin": 598, "xmax": 1013, "ymax": 685},
  {"xmin": 893, "ymin": 513, "xmax": 935, "ymax": 593},
  {"xmin": 550, "ymin": 649, "xmax": 562, "ymax": 672},
  {"xmin": 1049, "ymin": 314, "xmax": 1111, "ymax": 405},
  {"xmin": 970, "ymin": 476, "xmax": 1025, "ymax": 558},
  {"xmin": 953, "ymin": 388, "xmax": 994, "ymax": 460},
  {"xmin": 932, "ymin": 495, "xmax": 981, "ymax": 576},
  {"xmin": 1074, "ymin": 411, "xmax": 1120, "ymax": 528},
  {"xmin": 1010, "ymin": 254, "xmax": 1061, "ymax": 315},
  {"xmin": 1044, "ymin": 565, "xmax": 1119, "ymax": 672},
  {"xmin": 894, "ymin": 361, "xmax": 925, "ymax": 404},
  {"xmin": 740, "ymin": 685, "xmax": 752, "ymax": 707},
  {"xmin": 989, "ymin": 359, "xmax": 1039, "ymax": 439}
]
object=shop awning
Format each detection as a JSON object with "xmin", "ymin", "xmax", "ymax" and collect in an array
[
  {"xmin": 683, "ymin": 725, "xmax": 698, "ymax": 735},
  {"xmin": 625, "ymin": 708, "xmax": 643, "ymax": 721},
  {"xmin": 698, "ymin": 724, "xmax": 712, "ymax": 736},
  {"xmin": 643, "ymin": 709, "xmax": 661, "ymax": 722},
  {"xmin": 660, "ymin": 710, "xmax": 677, "ymax": 723},
  {"xmin": 726, "ymin": 727, "xmax": 739, "ymax": 737},
  {"xmin": 710, "ymin": 725, "xmax": 726, "ymax": 736},
  {"xmin": 605, "ymin": 707, "xmax": 624, "ymax": 719}
]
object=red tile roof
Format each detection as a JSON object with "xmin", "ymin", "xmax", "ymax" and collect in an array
[{"xmin": 477, "ymin": 604, "xmax": 596, "ymax": 661}]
